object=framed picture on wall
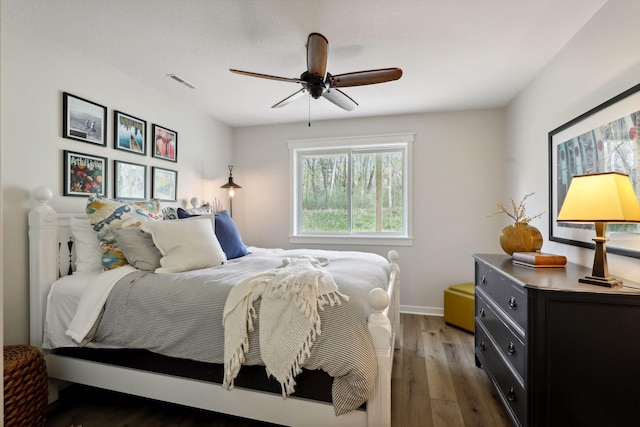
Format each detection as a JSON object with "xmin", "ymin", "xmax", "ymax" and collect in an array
[
  {"xmin": 114, "ymin": 111, "xmax": 146, "ymax": 155},
  {"xmin": 114, "ymin": 160, "xmax": 146, "ymax": 200},
  {"xmin": 152, "ymin": 124, "xmax": 178, "ymax": 162},
  {"xmin": 152, "ymin": 166, "xmax": 177, "ymax": 201},
  {"xmin": 63, "ymin": 150, "xmax": 108, "ymax": 197},
  {"xmin": 549, "ymin": 82, "xmax": 640, "ymax": 259},
  {"xmin": 62, "ymin": 92, "xmax": 107, "ymax": 146}
]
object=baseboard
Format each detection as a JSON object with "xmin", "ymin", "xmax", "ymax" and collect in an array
[{"xmin": 399, "ymin": 305, "xmax": 443, "ymax": 317}]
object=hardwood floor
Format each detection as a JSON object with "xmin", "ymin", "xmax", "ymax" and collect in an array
[
  {"xmin": 45, "ymin": 315, "xmax": 510, "ymax": 427},
  {"xmin": 393, "ymin": 315, "xmax": 510, "ymax": 427}
]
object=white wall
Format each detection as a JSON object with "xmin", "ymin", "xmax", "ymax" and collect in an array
[
  {"xmin": 232, "ymin": 110, "xmax": 506, "ymax": 314},
  {"xmin": 0, "ymin": 4, "xmax": 4, "ymax": 415},
  {"xmin": 505, "ymin": 0, "xmax": 640, "ymax": 279},
  {"xmin": 1, "ymin": 21, "xmax": 234, "ymax": 344}
]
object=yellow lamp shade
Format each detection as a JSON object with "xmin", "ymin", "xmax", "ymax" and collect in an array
[{"xmin": 557, "ymin": 172, "xmax": 640, "ymax": 223}]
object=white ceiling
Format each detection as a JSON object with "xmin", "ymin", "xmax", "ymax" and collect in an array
[{"xmin": 3, "ymin": 0, "xmax": 607, "ymax": 127}]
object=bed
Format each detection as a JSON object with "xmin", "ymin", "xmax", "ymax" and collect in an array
[{"xmin": 28, "ymin": 188, "xmax": 400, "ymax": 427}]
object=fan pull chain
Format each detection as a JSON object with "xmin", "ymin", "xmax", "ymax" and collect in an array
[{"xmin": 308, "ymin": 93, "xmax": 311, "ymax": 127}]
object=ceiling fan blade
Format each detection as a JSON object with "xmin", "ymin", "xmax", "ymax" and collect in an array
[
  {"xmin": 327, "ymin": 68, "xmax": 403, "ymax": 88},
  {"xmin": 322, "ymin": 88, "xmax": 358, "ymax": 111},
  {"xmin": 306, "ymin": 33, "xmax": 328, "ymax": 78},
  {"xmin": 230, "ymin": 69, "xmax": 304, "ymax": 84},
  {"xmin": 272, "ymin": 88, "xmax": 307, "ymax": 108}
]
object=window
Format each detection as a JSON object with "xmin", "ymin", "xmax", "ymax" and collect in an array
[{"xmin": 289, "ymin": 133, "xmax": 413, "ymax": 245}]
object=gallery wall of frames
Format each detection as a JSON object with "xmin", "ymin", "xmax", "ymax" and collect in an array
[{"xmin": 62, "ymin": 91, "xmax": 179, "ymax": 201}]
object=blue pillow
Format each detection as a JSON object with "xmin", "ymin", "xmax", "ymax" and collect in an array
[
  {"xmin": 176, "ymin": 208, "xmax": 198, "ymax": 219},
  {"xmin": 214, "ymin": 211, "xmax": 249, "ymax": 259},
  {"xmin": 177, "ymin": 208, "xmax": 248, "ymax": 259}
]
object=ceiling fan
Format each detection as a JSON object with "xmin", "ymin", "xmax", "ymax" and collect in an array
[{"xmin": 230, "ymin": 33, "xmax": 402, "ymax": 112}]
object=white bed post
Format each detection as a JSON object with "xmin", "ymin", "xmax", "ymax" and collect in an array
[
  {"xmin": 388, "ymin": 250, "xmax": 401, "ymax": 349},
  {"xmin": 365, "ymin": 250, "xmax": 399, "ymax": 427},
  {"xmin": 28, "ymin": 187, "xmax": 58, "ymax": 348}
]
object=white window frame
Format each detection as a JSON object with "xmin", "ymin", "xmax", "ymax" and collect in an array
[{"xmin": 288, "ymin": 133, "xmax": 414, "ymax": 246}]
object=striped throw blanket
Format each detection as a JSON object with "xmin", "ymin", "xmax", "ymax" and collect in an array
[{"xmin": 222, "ymin": 256, "xmax": 349, "ymax": 396}]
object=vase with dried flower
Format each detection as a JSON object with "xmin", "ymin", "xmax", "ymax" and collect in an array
[{"xmin": 488, "ymin": 193, "xmax": 544, "ymax": 256}]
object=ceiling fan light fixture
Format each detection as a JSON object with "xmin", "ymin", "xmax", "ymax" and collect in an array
[
  {"xmin": 308, "ymin": 84, "xmax": 325, "ymax": 99},
  {"xmin": 230, "ymin": 33, "xmax": 402, "ymax": 112}
]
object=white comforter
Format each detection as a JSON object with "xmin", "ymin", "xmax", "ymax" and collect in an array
[
  {"xmin": 44, "ymin": 247, "xmax": 391, "ymax": 415},
  {"xmin": 66, "ymin": 265, "xmax": 136, "ymax": 344}
]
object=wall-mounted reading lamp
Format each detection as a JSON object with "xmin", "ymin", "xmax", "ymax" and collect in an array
[{"xmin": 220, "ymin": 165, "xmax": 241, "ymax": 216}]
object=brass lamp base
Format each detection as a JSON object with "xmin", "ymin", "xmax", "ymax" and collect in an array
[{"xmin": 579, "ymin": 276, "xmax": 622, "ymax": 288}]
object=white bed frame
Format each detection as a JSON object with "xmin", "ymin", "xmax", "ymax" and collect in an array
[{"xmin": 28, "ymin": 188, "xmax": 400, "ymax": 427}]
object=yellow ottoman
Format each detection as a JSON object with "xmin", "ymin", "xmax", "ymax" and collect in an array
[{"xmin": 444, "ymin": 283, "xmax": 475, "ymax": 333}]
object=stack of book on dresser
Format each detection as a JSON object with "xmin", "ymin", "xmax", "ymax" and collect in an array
[{"xmin": 512, "ymin": 251, "xmax": 567, "ymax": 268}]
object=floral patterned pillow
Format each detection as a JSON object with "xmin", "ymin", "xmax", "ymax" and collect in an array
[
  {"xmin": 162, "ymin": 207, "xmax": 179, "ymax": 220},
  {"xmin": 86, "ymin": 195, "xmax": 162, "ymax": 270},
  {"xmin": 163, "ymin": 206, "xmax": 211, "ymax": 220}
]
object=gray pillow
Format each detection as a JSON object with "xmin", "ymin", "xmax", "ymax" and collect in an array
[{"xmin": 111, "ymin": 227, "xmax": 161, "ymax": 271}]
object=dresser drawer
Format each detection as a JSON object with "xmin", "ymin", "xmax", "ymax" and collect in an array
[
  {"xmin": 476, "ymin": 291, "xmax": 525, "ymax": 380},
  {"xmin": 476, "ymin": 322, "xmax": 527, "ymax": 426},
  {"xmin": 476, "ymin": 261, "xmax": 527, "ymax": 330}
]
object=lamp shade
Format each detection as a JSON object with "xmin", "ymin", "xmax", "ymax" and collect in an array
[
  {"xmin": 220, "ymin": 177, "xmax": 241, "ymax": 189},
  {"xmin": 220, "ymin": 165, "xmax": 241, "ymax": 189},
  {"xmin": 557, "ymin": 172, "xmax": 640, "ymax": 222}
]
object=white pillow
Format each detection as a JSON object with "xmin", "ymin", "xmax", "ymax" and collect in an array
[
  {"xmin": 140, "ymin": 218, "xmax": 226, "ymax": 274},
  {"xmin": 70, "ymin": 217, "xmax": 103, "ymax": 273},
  {"xmin": 181, "ymin": 213, "xmax": 215, "ymax": 228}
]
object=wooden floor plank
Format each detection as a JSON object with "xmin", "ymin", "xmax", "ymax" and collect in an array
[
  {"xmin": 401, "ymin": 355, "xmax": 432, "ymax": 427},
  {"xmin": 442, "ymin": 341, "xmax": 509, "ymax": 427},
  {"xmin": 422, "ymin": 330, "xmax": 458, "ymax": 401},
  {"xmin": 423, "ymin": 315, "xmax": 464, "ymax": 345},
  {"xmin": 431, "ymin": 399, "xmax": 466, "ymax": 427},
  {"xmin": 452, "ymin": 325, "xmax": 512, "ymax": 427},
  {"xmin": 401, "ymin": 314, "xmax": 424, "ymax": 358},
  {"xmin": 391, "ymin": 377, "xmax": 403, "ymax": 427}
]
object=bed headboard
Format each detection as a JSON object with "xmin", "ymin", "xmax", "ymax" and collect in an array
[{"xmin": 28, "ymin": 187, "xmax": 84, "ymax": 347}]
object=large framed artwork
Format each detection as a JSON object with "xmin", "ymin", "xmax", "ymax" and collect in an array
[
  {"xmin": 114, "ymin": 111, "xmax": 146, "ymax": 155},
  {"xmin": 62, "ymin": 92, "xmax": 107, "ymax": 146},
  {"xmin": 152, "ymin": 124, "xmax": 178, "ymax": 162},
  {"xmin": 549, "ymin": 82, "xmax": 640, "ymax": 259},
  {"xmin": 114, "ymin": 160, "xmax": 146, "ymax": 200},
  {"xmin": 152, "ymin": 166, "xmax": 177, "ymax": 201},
  {"xmin": 63, "ymin": 150, "xmax": 108, "ymax": 197}
]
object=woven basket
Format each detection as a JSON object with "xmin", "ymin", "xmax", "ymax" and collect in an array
[{"xmin": 4, "ymin": 345, "xmax": 48, "ymax": 427}]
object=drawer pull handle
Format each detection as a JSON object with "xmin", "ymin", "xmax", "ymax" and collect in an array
[
  {"xmin": 479, "ymin": 308, "xmax": 485, "ymax": 317},
  {"xmin": 508, "ymin": 297, "xmax": 517, "ymax": 310},
  {"xmin": 506, "ymin": 387, "xmax": 517, "ymax": 402},
  {"xmin": 507, "ymin": 342, "xmax": 517, "ymax": 356},
  {"xmin": 478, "ymin": 341, "xmax": 486, "ymax": 351},
  {"xmin": 481, "ymin": 275, "xmax": 487, "ymax": 285}
]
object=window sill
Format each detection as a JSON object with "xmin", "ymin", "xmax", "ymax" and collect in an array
[{"xmin": 289, "ymin": 235, "xmax": 414, "ymax": 247}]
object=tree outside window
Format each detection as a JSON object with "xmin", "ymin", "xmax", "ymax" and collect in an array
[{"xmin": 290, "ymin": 134, "xmax": 412, "ymax": 240}]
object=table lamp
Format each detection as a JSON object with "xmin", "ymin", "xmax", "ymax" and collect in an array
[{"xmin": 557, "ymin": 172, "xmax": 640, "ymax": 287}]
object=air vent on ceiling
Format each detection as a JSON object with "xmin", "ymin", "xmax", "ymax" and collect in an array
[{"xmin": 167, "ymin": 74, "xmax": 197, "ymax": 89}]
